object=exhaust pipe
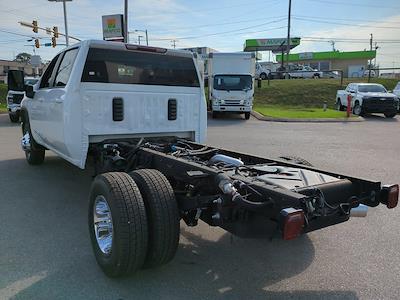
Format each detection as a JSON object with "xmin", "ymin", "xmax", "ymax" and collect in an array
[{"xmin": 350, "ymin": 204, "xmax": 368, "ymax": 217}]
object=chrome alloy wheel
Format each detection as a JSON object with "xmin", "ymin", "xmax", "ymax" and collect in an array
[{"xmin": 93, "ymin": 196, "xmax": 114, "ymax": 255}]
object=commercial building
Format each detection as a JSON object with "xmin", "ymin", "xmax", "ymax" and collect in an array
[
  {"xmin": 276, "ymin": 50, "xmax": 376, "ymax": 77},
  {"xmin": 0, "ymin": 59, "xmax": 44, "ymax": 83}
]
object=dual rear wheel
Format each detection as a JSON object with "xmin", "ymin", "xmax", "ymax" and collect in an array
[{"xmin": 88, "ymin": 169, "xmax": 180, "ymax": 277}]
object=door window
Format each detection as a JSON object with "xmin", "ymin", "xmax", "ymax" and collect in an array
[
  {"xmin": 54, "ymin": 48, "xmax": 79, "ymax": 87},
  {"xmin": 39, "ymin": 54, "xmax": 60, "ymax": 89}
]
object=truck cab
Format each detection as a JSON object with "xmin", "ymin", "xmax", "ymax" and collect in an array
[
  {"xmin": 208, "ymin": 52, "xmax": 255, "ymax": 120},
  {"xmin": 13, "ymin": 40, "xmax": 207, "ymax": 168}
]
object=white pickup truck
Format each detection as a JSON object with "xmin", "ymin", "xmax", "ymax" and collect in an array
[
  {"xmin": 10, "ymin": 40, "xmax": 398, "ymax": 278},
  {"xmin": 336, "ymin": 83, "xmax": 399, "ymax": 118},
  {"xmin": 6, "ymin": 74, "xmax": 38, "ymax": 123}
]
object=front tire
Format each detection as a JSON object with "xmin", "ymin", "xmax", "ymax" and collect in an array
[
  {"xmin": 244, "ymin": 112, "xmax": 251, "ymax": 120},
  {"xmin": 130, "ymin": 169, "xmax": 180, "ymax": 269},
  {"xmin": 22, "ymin": 120, "xmax": 45, "ymax": 165},
  {"xmin": 9, "ymin": 112, "xmax": 19, "ymax": 123},
  {"xmin": 260, "ymin": 73, "xmax": 267, "ymax": 80},
  {"xmin": 89, "ymin": 172, "xmax": 149, "ymax": 277},
  {"xmin": 353, "ymin": 102, "xmax": 363, "ymax": 116},
  {"xmin": 336, "ymin": 99, "xmax": 344, "ymax": 111}
]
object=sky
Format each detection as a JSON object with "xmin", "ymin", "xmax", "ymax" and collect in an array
[{"xmin": 0, "ymin": 0, "xmax": 399, "ymax": 67}]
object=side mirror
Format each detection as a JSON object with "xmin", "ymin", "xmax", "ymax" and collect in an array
[
  {"xmin": 25, "ymin": 84, "xmax": 35, "ymax": 98},
  {"xmin": 7, "ymin": 70, "xmax": 25, "ymax": 91}
]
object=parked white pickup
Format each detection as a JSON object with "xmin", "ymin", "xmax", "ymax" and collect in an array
[{"xmin": 336, "ymin": 83, "xmax": 399, "ymax": 117}]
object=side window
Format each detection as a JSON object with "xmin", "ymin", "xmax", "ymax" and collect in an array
[
  {"xmin": 53, "ymin": 48, "xmax": 79, "ymax": 87},
  {"xmin": 39, "ymin": 54, "xmax": 60, "ymax": 89}
]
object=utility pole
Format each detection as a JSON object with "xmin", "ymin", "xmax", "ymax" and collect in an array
[
  {"xmin": 368, "ymin": 33, "xmax": 373, "ymax": 82},
  {"xmin": 286, "ymin": 0, "xmax": 292, "ymax": 78},
  {"xmin": 171, "ymin": 39, "xmax": 177, "ymax": 49},
  {"xmin": 330, "ymin": 40, "xmax": 336, "ymax": 51},
  {"xmin": 124, "ymin": 0, "xmax": 128, "ymax": 43}
]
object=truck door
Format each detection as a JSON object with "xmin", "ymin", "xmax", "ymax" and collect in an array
[
  {"xmin": 45, "ymin": 48, "xmax": 79, "ymax": 155},
  {"xmin": 29, "ymin": 54, "xmax": 60, "ymax": 144}
]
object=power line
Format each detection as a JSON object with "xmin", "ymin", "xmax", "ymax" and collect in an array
[
  {"xmin": 151, "ymin": 15, "xmax": 287, "ymax": 33},
  {"xmin": 0, "ymin": 28, "xmax": 42, "ymax": 38},
  {"xmin": 304, "ymin": 0, "xmax": 400, "ymax": 9},
  {"xmin": 150, "ymin": 18, "xmax": 287, "ymax": 41},
  {"xmin": 293, "ymin": 14, "xmax": 400, "ymax": 25},
  {"xmin": 293, "ymin": 16, "xmax": 400, "ymax": 29}
]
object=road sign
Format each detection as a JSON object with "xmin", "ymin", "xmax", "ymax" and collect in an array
[
  {"xmin": 30, "ymin": 55, "xmax": 41, "ymax": 67},
  {"xmin": 102, "ymin": 14, "xmax": 124, "ymax": 41}
]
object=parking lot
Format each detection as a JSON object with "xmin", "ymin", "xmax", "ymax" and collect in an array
[{"xmin": 1, "ymin": 113, "xmax": 399, "ymax": 300}]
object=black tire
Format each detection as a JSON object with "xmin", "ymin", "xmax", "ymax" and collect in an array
[
  {"xmin": 212, "ymin": 111, "xmax": 218, "ymax": 119},
  {"xmin": 353, "ymin": 102, "xmax": 363, "ymax": 116},
  {"xmin": 89, "ymin": 172, "xmax": 149, "ymax": 277},
  {"xmin": 260, "ymin": 73, "xmax": 267, "ymax": 80},
  {"xmin": 22, "ymin": 119, "xmax": 45, "ymax": 165},
  {"xmin": 384, "ymin": 112, "xmax": 397, "ymax": 118},
  {"xmin": 9, "ymin": 113, "xmax": 19, "ymax": 123},
  {"xmin": 336, "ymin": 99, "xmax": 344, "ymax": 111},
  {"xmin": 313, "ymin": 74, "xmax": 320, "ymax": 79},
  {"xmin": 129, "ymin": 169, "xmax": 180, "ymax": 268},
  {"xmin": 244, "ymin": 112, "xmax": 251, "ymax": 120},
  {"xmin": 279, "ymin": 156, "xmax": 313, "ymax": 167}
]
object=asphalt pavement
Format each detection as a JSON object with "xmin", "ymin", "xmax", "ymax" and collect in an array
[{"xmin": 0, "ymin": 113, "xmax": 399, "ymax": 300}]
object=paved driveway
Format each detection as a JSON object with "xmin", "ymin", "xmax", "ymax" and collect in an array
[{"xmin": 0, "ymin": 113, "xmax": 399, "ymax": 299}]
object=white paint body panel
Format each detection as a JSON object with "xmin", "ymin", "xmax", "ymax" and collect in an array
[{"xmin": 22, "ymin": 40, "xmax": 207, "ymax": 169}]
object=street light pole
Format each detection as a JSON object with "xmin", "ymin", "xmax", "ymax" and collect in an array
[
  {"xmin": 48, "ymin": 0, "xmax": 72, "ymax": 46},
  {"xmin": 62, "ymin": 0, "xmax": 69, "ymax": 46}
]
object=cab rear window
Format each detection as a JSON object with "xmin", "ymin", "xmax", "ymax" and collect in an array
[{"xmin": 81, "ymin": 48, "xmax": 200, "ymax": 87}]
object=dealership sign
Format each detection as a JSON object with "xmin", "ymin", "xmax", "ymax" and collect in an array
[
  {"xmin": 102, "ymin": 14, "xmax": 124, "ymax": 41},
  {"xmin": 244, "ymin": 38, "xmax": 301, "ymax": 52}
]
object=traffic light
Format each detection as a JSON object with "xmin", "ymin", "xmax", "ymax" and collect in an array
[
  {"xmin": 34, "ymin": 39, "xmax": 40, "ymax": 48},
  {"xmin": 53, "ymin": 26, "xmax": 59, "ymax": 38},
  {"xmin": 51, "ymin": 37, "xmax": 56, "ymax": 48},
  {"xmin": 32, "ymin": 20, "xmax": 38, "ymax": 33}
]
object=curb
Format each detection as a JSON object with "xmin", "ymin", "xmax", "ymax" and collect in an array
[{"xmin": 251, "ymin": 110, "xmax": 364, "ymax": 123}]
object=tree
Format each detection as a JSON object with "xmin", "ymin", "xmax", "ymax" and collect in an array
[{"xmin": 14, "ymin": 52, "xmax": 31, "ymax": 63}]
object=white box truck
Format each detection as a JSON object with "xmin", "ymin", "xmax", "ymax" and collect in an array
[{"xmin": 208, "ymin": 52, "xmax": 255, "ymax": 119}]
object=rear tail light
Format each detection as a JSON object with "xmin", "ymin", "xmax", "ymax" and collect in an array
[
  {"xmin": 125, "ymin": 44, "xmax": 167, "ymax": 53},
  {"xmin": 381, "ymin": 184, "xmax": 399, "ymax": 209},
  {"xmin": 280, "ymin": 208, "xmax": 305, "ymax": 240}
]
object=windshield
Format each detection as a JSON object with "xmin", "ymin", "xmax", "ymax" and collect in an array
[
  {"xmin": 213, "ymin": 75, "xmax": 252, "ymax": 91},
  {"xmin": 358, "ymin": 85, "xmax": 387, "ymax": 93},
  {"xmin": 24, "ymin": 79, "xmax": 39, "ymax": 85}
]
